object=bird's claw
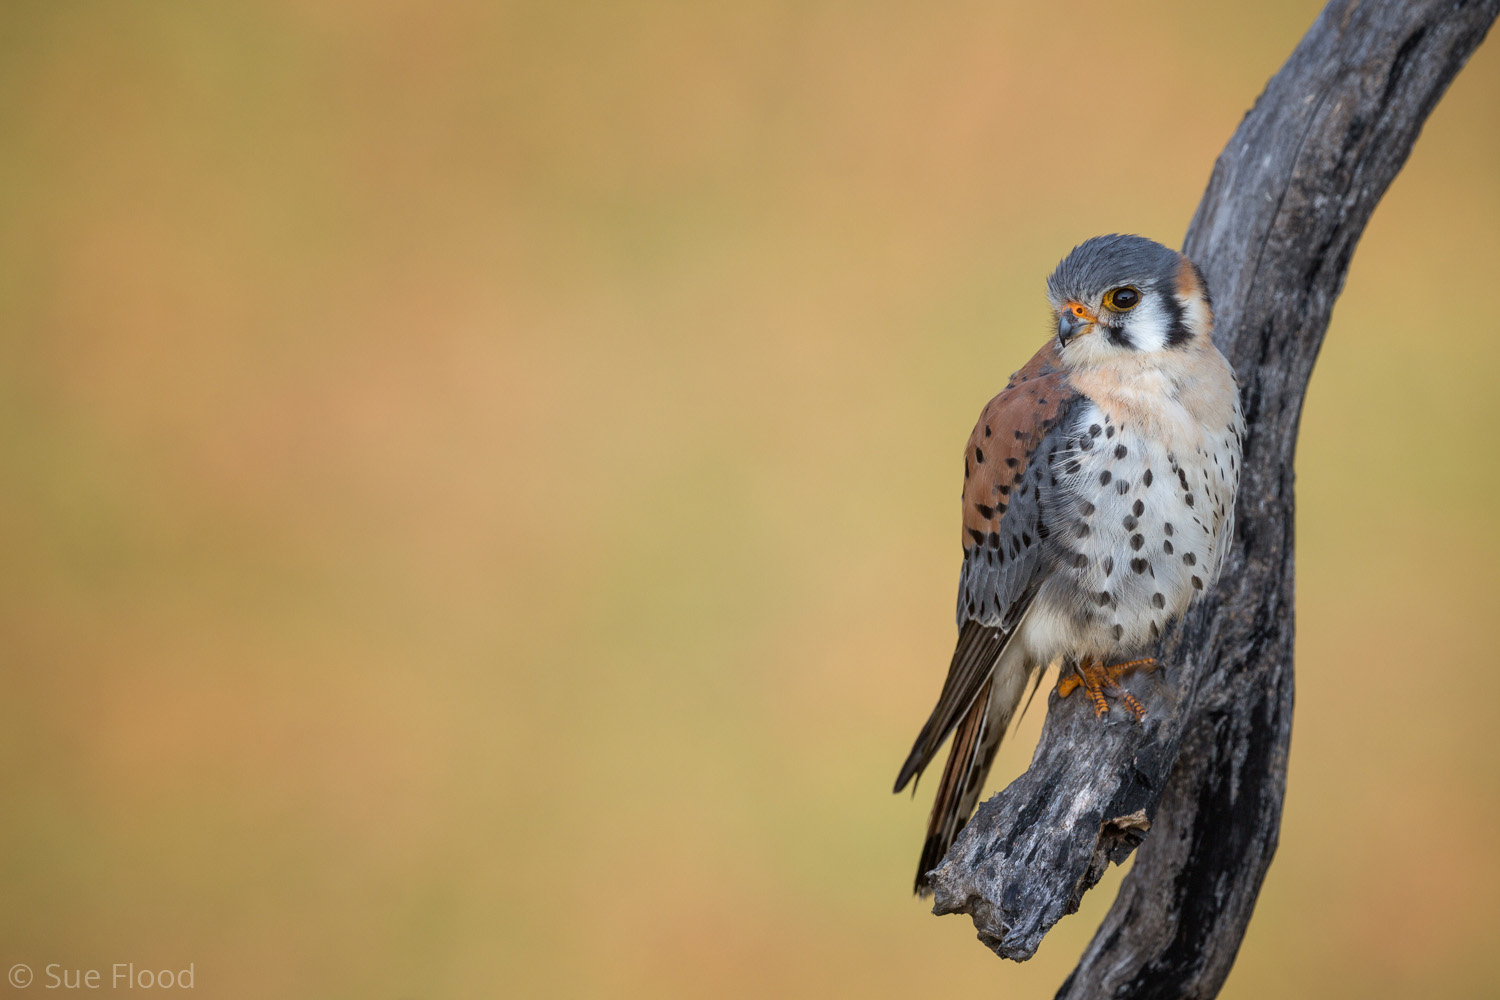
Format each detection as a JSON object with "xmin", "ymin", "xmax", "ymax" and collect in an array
[{"xmin": 1057, "ymin": 657, "xmax": 1157, "ymax": 720}]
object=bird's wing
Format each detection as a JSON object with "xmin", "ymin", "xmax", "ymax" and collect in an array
[{"xmin": 893, "ymin": 342, "xmax": 1081, "ymax": 795}]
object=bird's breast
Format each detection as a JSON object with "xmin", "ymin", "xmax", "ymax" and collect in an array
[{"xmin": 1033, "ymin": 386, "xmax": 1241, "ymax": 662}]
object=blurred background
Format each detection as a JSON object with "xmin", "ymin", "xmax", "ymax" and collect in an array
[{"xmin": 0, "ymin": 1, "xmax": 1495, "ymax": 997}]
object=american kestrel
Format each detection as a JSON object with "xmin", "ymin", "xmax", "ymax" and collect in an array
[{"xmin": 894, "ymin": 234, "xmax": 1244, "ymax": 895}]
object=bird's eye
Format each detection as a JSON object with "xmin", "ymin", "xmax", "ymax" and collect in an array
[{"xmin": 1104, "ymin": 287, "xmax": 1140, "ymax": 311}]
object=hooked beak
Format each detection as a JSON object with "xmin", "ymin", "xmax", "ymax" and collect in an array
[{"xmin": 1057, "ymin": 302, "xmax": 1096, "ymax": 347}]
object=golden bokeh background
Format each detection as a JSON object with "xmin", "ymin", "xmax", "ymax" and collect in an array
[{"xmin": 0, "ymin": 1, "xmax": 1496, "ymax": 996}]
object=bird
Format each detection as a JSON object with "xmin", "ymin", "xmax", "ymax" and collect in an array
[{"xmin": 893, "ymin": 234, "xmax": 1244, "ymax": 896}]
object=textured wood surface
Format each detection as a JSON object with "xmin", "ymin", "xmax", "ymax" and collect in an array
[{"xmin": 924, "ymin": 2, "xmax": 1500, "ymax": 996}]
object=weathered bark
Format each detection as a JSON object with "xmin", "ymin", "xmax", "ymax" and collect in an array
[{"xmin": 924, "ymin": 2, "xmax": 1499, "ymax": 996}]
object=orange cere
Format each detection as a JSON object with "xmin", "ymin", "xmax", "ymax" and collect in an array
[{"xmin": 1064, "ymin": 300, "xmax": 1097, "ymax": 323}]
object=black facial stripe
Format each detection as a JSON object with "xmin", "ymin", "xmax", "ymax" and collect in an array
[
  {"xmin": 1105, "ymin": 322, "xmax": 1132, "ymax": 348},
  {"xmin": 1162, "ymin": 287, "xmax": 1192, "ymax": 347}
]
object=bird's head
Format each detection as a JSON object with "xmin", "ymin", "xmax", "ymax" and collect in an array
[{"xmin": 1045, "ymin": 234, "xmax": 1213, "ymax": 365}]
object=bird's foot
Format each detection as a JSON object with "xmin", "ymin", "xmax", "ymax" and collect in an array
[{"xmin": 1056, "ymin": 657, "xmax": 1157, "ymax": 719}]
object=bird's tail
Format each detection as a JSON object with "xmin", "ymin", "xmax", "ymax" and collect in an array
[{"xmin": 913, "ymin": 652, "xmax": 1033, "ymax": 896}]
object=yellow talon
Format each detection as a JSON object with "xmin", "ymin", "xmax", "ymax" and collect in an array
[{"xmin": 1057, "ymin": 657, "xmax": 1158, "ymax": 720}]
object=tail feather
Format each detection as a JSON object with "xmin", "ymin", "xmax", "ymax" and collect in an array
[
  {"xmin": 913, "ymin": 655, "xmax": 1034, "ymax": 895},
  {"xmin": 914, "ymin": 677, "xmax": 993, "ymax": 894}
]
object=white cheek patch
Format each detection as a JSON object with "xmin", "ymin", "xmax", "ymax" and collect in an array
[
  {"xmin": 1176, "ymin": 288, "xmax": 1212, "ymax": 339},
  {"xmin": 1121, "ymin": 295, "xmax": 1171, "ymax": 352}
]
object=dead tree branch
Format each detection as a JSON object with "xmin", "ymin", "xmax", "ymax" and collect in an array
[{"xmin": 924, "ymin": 2, "xmax": 1499, "ymax": 996}]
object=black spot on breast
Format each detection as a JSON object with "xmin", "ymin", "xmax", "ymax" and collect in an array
[
  {"xmin": 975, "ymin": 504, "xmax": 995, "ymax": 519},
  {"xmin": 975, "ymin": 448, "xmax": 985, "ymax": 464},
  {"xmin": 1152, "ymin": 592, "xmax": 1166, "ymax": 609},
  {"xmin": 1106, "ymin": 426, "xmax": 1116, "ymax": 438},
  {"xmin": 1192, "ymin": 575, "xmax": 1204, "ymax": 590},
  {"xmin": 1130, "ymin": 534, "xmax": 1144, "ymax": 550},
  {"xmin": 1117, "ymin": 480, "xmax": 1130, "ymax": 495},
  {"xmin": 1131, "ymin": 558, "xmax": 1149, "ymax": 575},
  {"xmin": 1150, "ymin": 621, "xmax": 1161, "ymax": 638},
  {"xmin": 1122, "ymin": 515, "xmax": 1138, "ymax": 530},
  {"xmin": 1102, "ymin": 557, "xmax": 1114, "ymax": 576},
  {"xmin": 1005, "ymin": 457, "xmax": 1018, "ymax": 468},
  {"xmin": 1099, "ymin": 471, "xmax": 1112, "ymax": 486},
  {"xmin": 1163, "ymin": 540, "xmax": 1174, "ymax": 555},
  {"xmin": 1115, "ymin": 444, "xmax": 1127, "ymax": 459},
  {"xmin": 1073, "ymin": 552, "xmax": 1089, "ymax": 569},
  {"xmin": 1076, "ymin": 522, "xmax": 1090, "ymax": 538},
  {"xmin": 968, "ymin": 528, "xmax": 985, "ymax": 544},
  {"xmin": 984, "ymin": 425, "xmax": 991, "ymax": 437},
  {"xmin": 1185, "ymin": 494, "xmax": 1195, "ymax": 507},
  {"xmin": 1143, "ymin": 469, "xmax": 1153, "ymax": 487},
  {"xmin": 1111, "ymin": 624, "xmax": 1124, "ymax": 640},
  {"xmin": 1064, "ymin": 460, "xmax": 1081, "ymax": 474},
  {"xmin": 1079, "ymin": 436, "xmax": 1093, "ymax": 450},
  {"xmin": 1089, "ymin": 424, "xmax": 1102, "ymax": 438},
  {"xmin": 1079, "ymin": 501, "xmax": 1095, "ymax": 516},
  {"xmin": 1097, "ymin": 590, "xmax": 1112, "ymax": 606},
  {"xmin": 1183, "ymin": 552, "xmax": 1197, "ymax": 566},
  {"xmin": 1164, "ymin": 522, "xmax": 1174, "ymax": 536},
  {"xmin": 1132, "ymin": 500, "xmax": 1144, "ymax": 516},
  {"xmin": 998, "ymin": 484, "xmax": 1010, "ymax": 496}
]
